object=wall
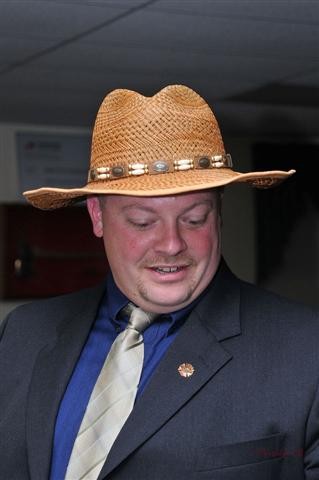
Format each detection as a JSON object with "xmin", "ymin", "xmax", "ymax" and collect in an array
[
  {"xmin": 261, "ymin": 197, "xmax": 319, "ymax": 307},
  {"xmin": 221, "ymin": 138, "xmax": 256, "ymax": 282}
]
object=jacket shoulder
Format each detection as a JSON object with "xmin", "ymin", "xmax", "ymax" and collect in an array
[
  {"xmin": 0, "ymin": 283, "xmax": 106, "ymax": 342},
  {"xmin": 239, "ymin": 279, "xmax": 319, "ymax": 332}
]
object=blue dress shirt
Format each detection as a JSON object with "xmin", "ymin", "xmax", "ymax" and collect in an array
[{"xmin": 50, "ymin": 274, "xmax": 194, "ymax": 479}]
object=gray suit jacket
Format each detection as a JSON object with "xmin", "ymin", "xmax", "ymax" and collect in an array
[{"xmin": 1, "ymin": 263, "xmax": 319, "ymax": 479}]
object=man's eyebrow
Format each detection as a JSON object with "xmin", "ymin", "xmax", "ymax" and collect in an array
[
  {"xmin": 181, "ymin": 200, "xmax": 215, "ymax": 214},
  {"xmin": 121, "ymin": 199, "xmax": 214, "ymax": 214},
  {"xmin": 121, "ymin": 204, "xmax": 157, "ymax": 213}
]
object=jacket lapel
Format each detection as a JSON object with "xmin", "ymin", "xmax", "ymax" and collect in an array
[
  {"xmin": 100, "ymin": 262, "xmax": 241, "ymax": 478},
  {"xmin": 26, "ymin": 284, "xmax": 106, "ymax": 480}
]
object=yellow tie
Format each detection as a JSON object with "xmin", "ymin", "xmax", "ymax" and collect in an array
[{"xmin": 65, "ymin": 304, "xmax": 157, "ymax": 480}]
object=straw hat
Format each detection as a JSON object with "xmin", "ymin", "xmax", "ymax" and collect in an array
[{"xmin": 24, "ymin": 84, "xmax": 295, "ymax": 210}]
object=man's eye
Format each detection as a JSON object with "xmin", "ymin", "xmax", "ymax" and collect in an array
[
  {"xmin": 128, "ymin": 219, "xmax": 152, "ymax": 229},
  {"xmin": 185, "ymin": 217, "xmax": 206, "ymax": 226},
  {"xmin": 189, "ymin": 219, "xmax": 204, "ymax": 225}
]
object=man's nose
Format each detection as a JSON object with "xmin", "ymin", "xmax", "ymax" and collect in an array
[{"xmin": 154, "ymin": 223, "xmax": 187, "ymax": 256}]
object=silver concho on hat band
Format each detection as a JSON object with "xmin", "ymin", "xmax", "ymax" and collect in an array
[
  {"xmin": 88, "ymin": 154, "xmax": 233, "ymax": 182},
  {"xmin": 151, "ymin": 160, "xmax": 170, "ymax": 174}
]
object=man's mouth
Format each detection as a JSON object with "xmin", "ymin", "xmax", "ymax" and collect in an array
[{"xmin": 152, "ymin": 266, "xmax": 185, "ymax": 274}]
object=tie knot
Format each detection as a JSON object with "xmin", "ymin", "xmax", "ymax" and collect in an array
[{"xmin": 122, "ymin": 303, "xmax": 158, "ymax": 333}]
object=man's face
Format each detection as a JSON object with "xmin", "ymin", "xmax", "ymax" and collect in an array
[{"xmin": 87, "ymin": 190, "xmax": 222, "ymax": 314}]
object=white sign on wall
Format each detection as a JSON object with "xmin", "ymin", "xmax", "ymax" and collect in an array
[{"xmin": 16, "ymin": 132, "xmax": 91, "ymax": 195}]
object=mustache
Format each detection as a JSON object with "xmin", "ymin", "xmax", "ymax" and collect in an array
[{"xmin": 141, "ymin": 255, "xmax": 194, "ymax": 268}]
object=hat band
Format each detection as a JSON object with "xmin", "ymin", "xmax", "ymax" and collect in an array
[{"xmin": 88, "ymin": 154, "xmax": 233, "ymax": 182}]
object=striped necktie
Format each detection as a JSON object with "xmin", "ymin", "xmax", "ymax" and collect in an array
[{"xmin": 65, "ymin": 303, "xmax": 157, "ymax": 480}]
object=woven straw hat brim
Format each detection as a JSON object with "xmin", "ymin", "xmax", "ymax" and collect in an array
[{"xmin": 24, "ymin": 168, "xmax": 295, "ymax": 210}]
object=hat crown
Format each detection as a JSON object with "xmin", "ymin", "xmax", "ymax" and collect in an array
[{"xmin": 91, "ymin": 84, "xmax": 225, "ymax": 170}]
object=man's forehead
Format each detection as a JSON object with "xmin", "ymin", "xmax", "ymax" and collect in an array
[
  {"xmin": 100, "ymin": 190, "xmax": 218, "ymax": 212},
  {"xmin": 104, "ymin": 190, "xmax": 217, "ymax": 204}
]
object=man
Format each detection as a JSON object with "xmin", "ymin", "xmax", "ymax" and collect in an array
[{"xmin": 0, "ymin": 85, "xmax": 318, "ymax": 480}]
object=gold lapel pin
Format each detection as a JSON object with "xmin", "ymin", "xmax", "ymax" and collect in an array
[{"xmin": 178, "ymin": 363, "xmax": 195, "ymax": 378}]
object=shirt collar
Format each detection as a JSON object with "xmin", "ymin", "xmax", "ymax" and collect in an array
[{"xmin": 105, "ymin": 273, "xmax": 129, "ymax": 323}]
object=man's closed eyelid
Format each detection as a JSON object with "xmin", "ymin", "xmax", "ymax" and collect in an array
[
  {"xmin": 127, "ymin": 218, "xmax": 156, "ymax": 228},
  {"xmin": 182, "ymin": 214, "xmax": 208, "ymax": 225}
]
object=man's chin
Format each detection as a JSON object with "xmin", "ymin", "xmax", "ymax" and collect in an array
[{"xmin": 139, "ymin": 289, "xmax": 193, "ymax": 313}]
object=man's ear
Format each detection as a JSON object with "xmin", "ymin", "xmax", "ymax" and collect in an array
[{"xmin": 87, "ymin": 196, "xmax": 103, "ymax": 238}]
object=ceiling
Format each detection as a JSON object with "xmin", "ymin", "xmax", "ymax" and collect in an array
[{"xmin": 0, "ymin": 0, "xmax": 318, "ymax": 136}]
